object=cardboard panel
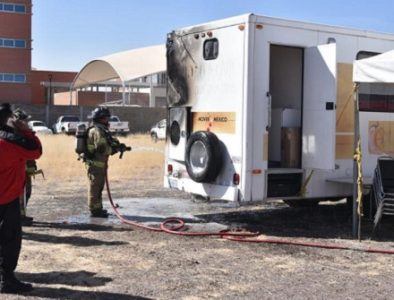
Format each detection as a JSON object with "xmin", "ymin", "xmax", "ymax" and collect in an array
[{"xmin": 368, "ymin": 121, "xmax": 394, "ymax": 155}]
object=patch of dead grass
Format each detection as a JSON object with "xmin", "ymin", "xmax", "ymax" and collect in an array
[{"xmin": 36, "ymin": 134, "xmax": 165, "ymax": 183}]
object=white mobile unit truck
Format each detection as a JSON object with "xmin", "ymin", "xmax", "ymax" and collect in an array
[{"xmin": 164, "ymin": 14, "xmax": 394, "ymax": 204}]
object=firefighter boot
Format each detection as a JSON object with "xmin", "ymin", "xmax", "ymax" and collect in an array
[
  {"xmin": 21, "ymin": 216, "xmax": 34, "ymax": 227},
  {"xmin": 0, "ymin": 272, "xmax": 33, "ymax": 294},
  {"xmin": 90, "ymin": 209, "xmax": 109, "ymax": 218}
]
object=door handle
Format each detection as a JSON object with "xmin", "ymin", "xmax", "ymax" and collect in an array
[
  {"xmin": 266, "ymin": 92, "xmax": 272, "ymax": 130},
  {"xmin": 326, "ymin": 102, "xmax": 335, "ymax": 110}
]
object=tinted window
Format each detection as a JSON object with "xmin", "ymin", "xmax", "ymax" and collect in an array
[
  {"xmin": 14, "ymin": 5, "xmax": 25, "ymax": 12},
  {"xmin": 62, "ymin": 116, "xmax": 80, "ymax": 122},
  {"xmin": 357, "ymin": 51, "xmax": 380, "ymax": 60},
  {"xmin": 15, "ymin": 40, "xmax": 25, "ymax": 48},
  {"xmin": 14, "ymin": 74, "xmax": 25, "ymax": 82},
  {"xmin": 4, "ymin": 4, "xmax": 13, "ymax": 11},
  {"xmin": 0, "ymin": 74, "xmax": 3, "ymax": 81},
  {"xmin": 0, "ymin": 4, "xmax": 2, "ymax": 10},
  {"xmin": 3, "ymin": 39, "xmax": 13, "ymax": 47},
  {"xmin": 203, "ymin": 38, "xmax": 219, "ymax": 60},
  {"xmin": 33, "ymin": 121, "xmax": 45, "ymax": 126},
  {"xmin": 109, "ymin": 116, "xmax": 119, "ymax": 122},
  {"xmin": 3, "ymin": 74, "xmax": 13, "ymax": 81},
  {"xmin": 0, "ymin": 39, "xmax": 2, "ymax": 46}
]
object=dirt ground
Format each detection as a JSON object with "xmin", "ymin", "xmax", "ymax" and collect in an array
[{"xmin": 4, "ymin": 153, "xmax": 394, "ymax": 299}]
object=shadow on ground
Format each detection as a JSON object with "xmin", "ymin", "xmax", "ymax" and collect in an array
[
  {"xmin": 195, "ymin": 201, "xmax": 394, "ymax": 240},
  {"xmin": 23, "ymin": 287, "xmax": 151, "ymax": 300},
  {"xmin": 23, "ymin": 231, "xmax": 128, "ymax": 247},
  {"xmin": 31, "ymin": 221, "xmax": 133, "ymax": 232},
  {"xmin": 18, "ymin": 271, "xmax": 111, "ymax": 287},
  {"xmin": 16, "ymin": 271, "xmax": 153, "ymax": 299}
]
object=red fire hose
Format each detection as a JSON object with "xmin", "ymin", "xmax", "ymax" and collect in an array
[{"xmin": 105, "ymin": 176, "xmax": 394, "ymax": 255}]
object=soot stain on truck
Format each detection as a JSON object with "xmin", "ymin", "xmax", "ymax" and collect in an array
[{"xmin": 166, "ymin": 31, "xmax": 194, "ymax": 107}]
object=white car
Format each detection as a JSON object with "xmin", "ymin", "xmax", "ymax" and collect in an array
[
  {"xmin": 28, "ymin": 120, "xmax": 53, "ymax": 134},
  {"xmin": 150, "ymin": 119, "xmax": 166, "ymax": 142}
]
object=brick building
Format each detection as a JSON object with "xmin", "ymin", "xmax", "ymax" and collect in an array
[
  {"xmin": 0, "ymin": 0, "xmax": 164, "ymax": 107},
  {"xmin": 0, "ymin": 0, "xmax": 77, "ymax": 105},
  {"xmin": 31, "ymin": 70, "xmax": 77, "ymax": 105},
  {"xmin": 0, "ymin": 0, "xmax": 32, "ymax": 103}
]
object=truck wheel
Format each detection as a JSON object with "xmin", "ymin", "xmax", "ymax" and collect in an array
[
  {"xmin": 185, "ymin": 131, "xmax": 223, "ymax": 183},
  {"xmin": 151, "ymin": 132, "xmax": 158, "ymax": 143}
]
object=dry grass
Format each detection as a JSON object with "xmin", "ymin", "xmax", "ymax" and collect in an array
[{"xmin": 36, "ymin": 133, "xmax": 165, "ymax": 183}]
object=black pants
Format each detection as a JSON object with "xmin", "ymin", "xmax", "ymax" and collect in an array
[{"xmin": 0, "ymin": 199, "xmax": 22, "ymax": 277}]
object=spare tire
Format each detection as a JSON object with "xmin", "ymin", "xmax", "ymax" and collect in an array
[{"xmin": 185, "ymin": 131, "xmax": 223, "ymax": 183}]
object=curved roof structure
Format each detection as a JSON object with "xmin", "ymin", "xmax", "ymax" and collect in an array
[{"xmin": 72, "ymin": 44, "xmax": 166, "ymax": 89}]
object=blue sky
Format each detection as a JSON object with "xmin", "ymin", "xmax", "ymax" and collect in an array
[{"xmin": 32, "ymin": 0, "xmax": 394, "ymax": 72}]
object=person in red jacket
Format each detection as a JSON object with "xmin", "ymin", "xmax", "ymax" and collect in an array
[{"xmin": 0, "ymin": 103, "xmax": 42, "ymax": 294}]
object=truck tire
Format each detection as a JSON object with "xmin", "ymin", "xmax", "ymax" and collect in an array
[{"xmin": 185, "ymin": 131, "xmax": 223, "ymax": 183}]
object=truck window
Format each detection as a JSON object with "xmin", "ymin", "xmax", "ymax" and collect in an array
[
  {"xmin": 109, "ymin": 116, "xmax": 120, "ymax": 122},
  {"xmin": 203, "ymin": 38, "xmax": 219, "ymax": 60},
  {"xmin": 62, "ymin": 116, "xmax": 80, "ymax": 122}
]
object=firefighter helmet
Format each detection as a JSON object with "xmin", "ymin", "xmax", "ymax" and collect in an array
[{"xmin": 90, "ymin": 107, "xmax": 111, "ymax": 121}]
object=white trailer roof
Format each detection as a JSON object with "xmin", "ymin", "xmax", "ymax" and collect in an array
[
  {"xmin": 72, "ymin": 44, "xmax": 166, "ymax": 89},
  {"xmin": 353, "ymin": 49, "xmax": 394, "ymax": 83}
]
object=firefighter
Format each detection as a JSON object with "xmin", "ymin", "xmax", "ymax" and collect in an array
[{"xmin": 85, "ymin": 107, "xmax": 117, "ymax": 218}]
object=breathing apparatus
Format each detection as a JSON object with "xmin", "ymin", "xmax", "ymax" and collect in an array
[{"xmin": 75, "ymin": 123, "xmax": 88, "ymax": 161}]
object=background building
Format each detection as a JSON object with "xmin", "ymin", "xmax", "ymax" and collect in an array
[
  {"xmin": 0, "ymin": 0, "xmax": 32, "ymax": 103},
  {"xmin": 0, "ymin": 0, "xmax": 78, "ymax": 105}
]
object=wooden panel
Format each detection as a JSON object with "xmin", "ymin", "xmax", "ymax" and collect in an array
[
  {"xmin": 336, "ymin": 63, "xmax": 354, "ymax": 133},
  {"xmin": 335, "ymin": 134, "xmax": 354, "ymax": 159},
  {"xmin": 192, "ymin": 112, "xmax": 236, "ymax": 134}
]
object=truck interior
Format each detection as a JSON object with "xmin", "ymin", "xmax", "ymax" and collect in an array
[{"xmin": 267, "ymin": 44, "xmax": 303, "ymax": 197}]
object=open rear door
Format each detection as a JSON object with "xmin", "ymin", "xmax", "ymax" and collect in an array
[{"xmin": 302, "ymin": 43, "xmax": 337, "ymax": 170}]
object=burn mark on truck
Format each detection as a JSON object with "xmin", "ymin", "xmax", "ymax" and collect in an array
[{"xmin": 166, "ymin": 31, "xmax": 194, "ymax": 106}]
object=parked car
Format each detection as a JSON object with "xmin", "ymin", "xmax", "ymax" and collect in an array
[
  {"xmin": 28, "ymin": 120, "xmax": 53, "ymax": 134},
  {"xmin": 108, "ymin": 116, "xmax": 129, "ymax": 135},
  {"xmin": 52, "ymin": 115, "xmax": 88, "ymax": 134},
  {"xmin": 150, "ymin": 119, "xmax": 166, "ymax": 142}
]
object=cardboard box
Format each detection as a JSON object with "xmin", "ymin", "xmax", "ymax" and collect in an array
[{"xmin": 281, "ymin": 127, "xmax": 300, "ymax": 168}]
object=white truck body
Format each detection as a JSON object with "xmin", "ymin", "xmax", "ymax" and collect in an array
[
  {"xmin": 164, "ymin": 14, "xmax": 394, "ymax": 203},
  {"xmin": 52, "ymin": 115, "xmax": 88, "ymax": 134},
  {"xmin": 108, "ymin": 116, "xmax": 129, "ymax": 135}
]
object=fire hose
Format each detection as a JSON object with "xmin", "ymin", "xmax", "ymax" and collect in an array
[{"xmin": 105, "ymin": 175, "xmax": 394, "ymax": 255}]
